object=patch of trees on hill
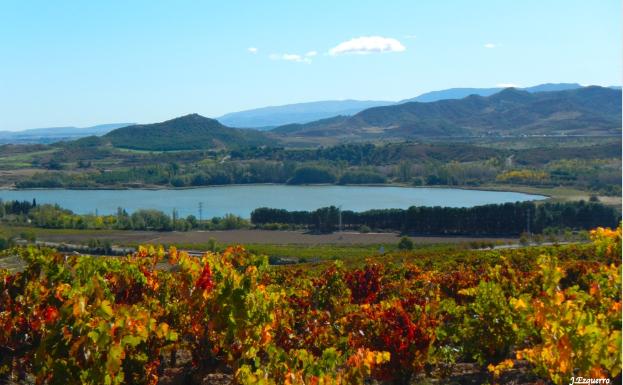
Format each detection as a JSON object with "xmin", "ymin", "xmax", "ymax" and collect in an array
[
  {"xmin": 9, "ymin": 139, "xmax": 622, "ymax": 195},
  {"xmin": 14, "ymin": 156, "xmax": 621, "ymax": 195},
  {"xmin": 103, "ymin": 114, "xmax": 271, "ymax": 151}
]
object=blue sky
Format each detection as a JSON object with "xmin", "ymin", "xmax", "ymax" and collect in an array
[{"xmin": 0, "ymin": 0, "xmax": 620, "ymax": 131}]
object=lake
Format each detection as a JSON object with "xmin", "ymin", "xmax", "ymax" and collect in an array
[{"xmin": 0, "ymin": 185, "xmax": 546, "ymax": 218}]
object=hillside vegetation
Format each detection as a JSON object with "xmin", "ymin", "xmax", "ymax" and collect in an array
[
  {"xmin": 216, "ymin": 83, "xmax": 589, "ymax": 128},
  {"xmin": 6, "ymin": 139, "xmax": 620, "ymax": 198},
  {"xmin": 272, "ymin": 86, "xmax": 621, "ymax": 139},
  {"xmin": 103, "ymin": 114, "xmax": 271, "ymax": 151}
]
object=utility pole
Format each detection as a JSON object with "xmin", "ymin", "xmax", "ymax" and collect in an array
[
  {"xmin": 526, "ymin": 209, "xmax": 531, "ymax": 235},
  {"xmin": 198, "ymin": 202, "xmax": 203, "ymax": 223}
]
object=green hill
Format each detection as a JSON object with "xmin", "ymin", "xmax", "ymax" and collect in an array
[
  {"xmin": 272, "ymin": 86, "xmax": 622, "ymax": 139},
  {"xmin": 104, "ymin": 114, "xmax": 271, "ymax": 151}
]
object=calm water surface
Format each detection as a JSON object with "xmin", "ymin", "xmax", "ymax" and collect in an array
[{"xmin": 0, "ymin": 185, "xmax": 546, "ymax": 218}]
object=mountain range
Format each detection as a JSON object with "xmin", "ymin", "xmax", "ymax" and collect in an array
[
  {"xmin": 220, "ymin": 83, "xmax": 596, "ymax": 128},
  {"xmin": 218, "ymin": 100, "xmax": 394, "ymax": 129},
  {"xmin": 0, "ymin": 123, "xmax": 133, "ymax": 144},
  {"xmin": 401, "ymin": 83, "xmax": 585, "ymax": 103},
  {"xmin": 2, "ymin": 83, "xmax": 621, "ymax": 147},
  {"xmin": 90, "ymin": 86, "xmax": 621, "ymax": 151},
  {"xmin": 272, "ymin": 86, "xmax": 621, "ymax": 140}
]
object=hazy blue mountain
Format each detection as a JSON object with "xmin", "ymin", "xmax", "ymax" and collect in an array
[
  {"xmin": 273, "ymin": 86, "xmax": 621, "ymax": 139},
  {"xmin": 402, "ymin": 83, "xmax": 584, "ymax": 103},
  {"xmin": 0, "ymin": 123, "xmax": 133, "ymax": 144},
  {"xmin": 523, "ymin": 83, "xmax": 583, "ymax": 93},
  {"xmin": 5, "ymin": 83, "xmax": 617, "ymax": 143},
  {"xmin": 403, "ymin": 87, "xmax": 503, "ymax": 103},
  {"xmin": 217, "ymin": 83, "xmax": 590, "ymax": 128},
  {"xmin": 217, "ymin": 100, "xmax": 394, "ymax": 128}
]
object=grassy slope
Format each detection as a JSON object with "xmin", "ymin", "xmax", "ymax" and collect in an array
[
  {"xmin": 478, "ymin": 184, "xmax": 622, "ymax": 208},
  {"xmin": 104, "ymin": 114, "xmax": 271, "ymax": 151}
]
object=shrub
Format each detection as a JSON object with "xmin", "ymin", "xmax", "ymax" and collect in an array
[
  {"xmin": 287, "ymin": 166, "xmax": 337, "ymax": 184},
  {"xmin": 398, "ymin": 236, "xmax": 414, "ymax": 250},
  {"xmin": 459, "ymin": 281, "xmax": 518, "ymax": 365}
]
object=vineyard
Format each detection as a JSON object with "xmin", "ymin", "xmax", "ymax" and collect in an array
[{"xmin": 0, "ymin": 227, "xmax": 621, "ymax": 385}]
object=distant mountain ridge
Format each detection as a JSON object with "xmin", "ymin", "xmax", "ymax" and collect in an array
[
  {"xmin": 217, "ymin": 83, "xmax": 612, "ymax": 128},
  {"xmin": 103, "ymin": 113, "xmax": 270, "ymax": 151},
  {"xmin": 401, "ymin": 83, "xmax": 584, "ymax": 103},
  {"xmin": 272, "ymin": 86, "xmax": 622, "ymax": 140},
  {"xmin": 0, "ymin": 123, "xmax": 133, "ymax": 144},
  {"xmin": 3, "ymin": 83, "xmax": 620, "ymax": 146},
  {"xmin": 218, "ymin": 100, "xmax": 394, "ymax": 129}
]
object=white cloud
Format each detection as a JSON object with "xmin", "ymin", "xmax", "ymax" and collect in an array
[
  {"xmin": 269, "ymin": 53, "xmax": 311, "ymax": 63},
  {"xmin": 484, "ymin": 43, "xmax": 497, "ymax": 49},
  {"xmin": 282, "ymin": 54, "xmax": 303, "ymax": 61},
  {"xmin": 496, "ymin": 83, "xmax": 519, "ymax": 88},
  {"xmin": 305, "ymin": 51, "xmax": 318, "ymax": 57},
  {"xmin": 248, "ymin": 47, "xmax": 258, "ymax": 54},
  {"xmin": 329, "ymin": 36, "xmax": 406, "ymax": 55}
]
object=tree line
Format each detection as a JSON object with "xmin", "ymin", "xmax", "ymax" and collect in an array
[
  {"xmin": 250, "ymin": 201, "xmax": 621, "ymax": 235},
  {"xmin": 16, "ymin": 158, "xmax": 620, "ymax": 195},
  {"xmin": 0, "ymin": 200, "xmax": 249, "ymax": 232},
  {"xmin": 2, "ymin": 198, "xmax": 619, "ymax": 236}
]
